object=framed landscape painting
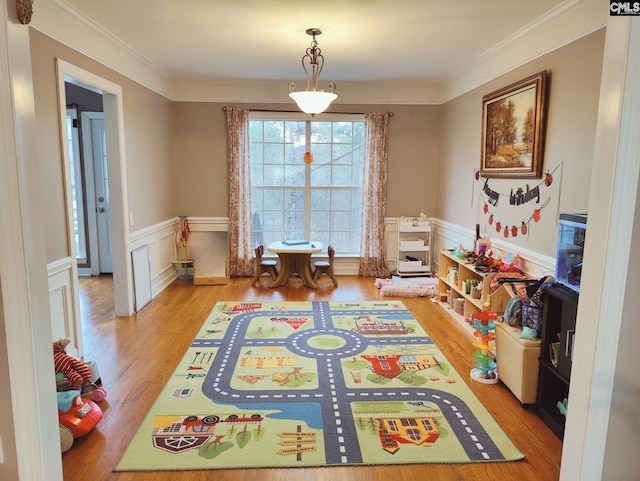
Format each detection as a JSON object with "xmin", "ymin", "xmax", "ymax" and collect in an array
[{"xmin": 481, "ymin": 71, "xmax": 548, "ymax": 178}]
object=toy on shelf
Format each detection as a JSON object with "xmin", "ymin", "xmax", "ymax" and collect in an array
[
  {"xmin": 470, "ymin": 295, "xmax": 499, "ymax": 384},
  {"xmin": 557, "ymin": 398, "xmax": 568, "ymax": 417}
]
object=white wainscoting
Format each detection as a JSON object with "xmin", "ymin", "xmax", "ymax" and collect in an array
[
  {"xmin": 47, "ymin": 217, "xmax": 186, "ymax": 359},
  {"xmin": 48, "ymin": 216, "xmax": 554, "ymax": 360},
  {"xmin": 47, "ymin": 257, "xmax": 81, "ymax": 359},
  {"xmin": 187, "ymin": 217, "xmax": 229, "ymax": 284},
  {"xmin": 130, "ymin": 218, "xmax": 179, "ymax": 298},
  {"xmin": 430, "ymin": 218, "xmax": 555, "ymax": 279},
  {"xmin": 128, "ymin": 217, "xmax": 231, "ymax": 294}
]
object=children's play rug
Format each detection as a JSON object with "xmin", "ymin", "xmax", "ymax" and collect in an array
[{"xmin": 116, "ymin": 301, "xmax": 523, "ymax": 471}]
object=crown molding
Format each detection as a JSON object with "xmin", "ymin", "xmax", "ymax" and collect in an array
[
  {"xmin": 170, "ymin": 77, "xmax": 444, "ymax": 105},
  {"xmin": 443, "ymin": 0, "xmax": 606, "ymax": 101},
  {"xmin": 31, "ymin": 0, "xmax": 605, "ymax": 105},
  {"xmin": 31, "ymin": 0, "xmax": 172, "ymax": 98}
]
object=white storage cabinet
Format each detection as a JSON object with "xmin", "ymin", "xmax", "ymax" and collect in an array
[{"xmin": 395, "ymin": 219, "xmax": 431, "ymax": 276}]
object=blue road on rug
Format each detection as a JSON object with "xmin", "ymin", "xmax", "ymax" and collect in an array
[{"xmin": 116, "ymin": 301, "xmax": 523, "ymax": 471}]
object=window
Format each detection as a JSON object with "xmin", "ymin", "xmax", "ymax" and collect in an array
[{"xmin": 249, "ymin": 113, "xmax": 364, "ymax": 256}]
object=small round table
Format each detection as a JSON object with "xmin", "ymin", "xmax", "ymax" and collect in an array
[{"xmin": 267, "ymin": 241, "xmax": 323, "ymax": 289}]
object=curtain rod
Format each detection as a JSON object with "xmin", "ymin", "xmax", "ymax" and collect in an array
[{"xmin": 222, "ymin": 107, "xmax": 393, "ymax": 117}]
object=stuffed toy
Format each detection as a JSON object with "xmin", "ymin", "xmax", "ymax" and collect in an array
[{"xmin": 53, "ymin": 338, "xmax": 92, "ymax": 391}]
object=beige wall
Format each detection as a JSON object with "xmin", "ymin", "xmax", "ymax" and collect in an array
[
  {"xmin": 172, "ymin": 102, "xmax": 229, "ymax": 217},
  {"xmin": 173, "ymin": 102, "xmax": 442, "ymax": 218},
  {"xmin": 28, "ymin": 27, "xmax": 604, "ymax": 263},
  {"xmin": 29, "ymin": 29, "xmax": 176, "ymax": 263},
  {"xmin": 437, "ymin": 29, "xmax": 605, "ymax": 258}
]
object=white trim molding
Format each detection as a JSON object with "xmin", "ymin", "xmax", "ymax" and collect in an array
[
  {"xmin": 47, "ymin": 257, "xmax": 82, "ymax": 359},
  {"xmin": 1, "ymin": 2, "xmax": 62, "ymax": 479},
  {"xmin": 32, "ymin": 0, "xmax": 171, "ymax": 98},
  {"xmin": 130, "ymin": 219, "xmax": 177, "ymax": 298},
  {"xmin": 430, "ymin": 218, "xmax": 555, "ymax": 280},
  {"xmin": 130, "ymin": 216, "xmax": 232, "ymax": 294},
  {"xmin": 32, "ymin": 0, "xmax": 605, "ymax": 105},
  {"xmin": 444, "ymin": 0, "xmax": 605, "ymax": 102},
  {"xmin": 560, "ymin": 16, "xmax": 640, "ymax": 481}
]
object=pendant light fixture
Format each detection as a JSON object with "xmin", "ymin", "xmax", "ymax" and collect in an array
[{"xmin": 288, "ymin": 28, "xmax": 337, "ymax": 116}]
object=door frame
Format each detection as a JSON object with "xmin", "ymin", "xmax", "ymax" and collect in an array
[{"xmin": 56, "ymin": 59, "xmax": 134, "ymax": 321}]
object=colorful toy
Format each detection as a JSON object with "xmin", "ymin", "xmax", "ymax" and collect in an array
[
  {"xmin": 53, "ymin": 338, "xmax": 107, "ymax": 402},
  {"xmin": 58, "ymin": 390, "xmax": 103, "ymax": 453},
  {"xmin": 470, "ymin": 295, "xmax": 499, "ymax": 384},
  {"xmin": 53, "ymin": 338, "xmax": 92, "ymax": 390}
]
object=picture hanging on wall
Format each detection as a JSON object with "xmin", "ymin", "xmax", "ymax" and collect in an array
[{"xmin": 481, "ymin": 71, "xmax": 548, "ymax": 179}]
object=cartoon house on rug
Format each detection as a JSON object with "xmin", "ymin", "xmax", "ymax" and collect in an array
[
  {"xmin": 353, "ymin": 319, "xmax": 413, "ymax": 335},
  {"xmin": 378, "ymin": 417, "xmax": 440, "ymax": 453},
  {"xmin": 362, "ymin": 354, "xmax": 441, "ymax": 379}
]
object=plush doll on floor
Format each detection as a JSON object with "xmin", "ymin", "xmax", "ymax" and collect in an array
[{"xmin": 53, "ymin": 338, "xmax": 107, "ymax": 401}]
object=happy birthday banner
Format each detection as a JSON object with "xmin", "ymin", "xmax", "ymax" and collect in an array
[{"xmin": 473, "ymin": 162, "xmax": 563, "ymax": 240}]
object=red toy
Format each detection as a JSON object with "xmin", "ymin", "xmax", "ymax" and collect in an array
[{"xmin": 58, "ymin": 390, "xmax": 103, "ymax": 453}]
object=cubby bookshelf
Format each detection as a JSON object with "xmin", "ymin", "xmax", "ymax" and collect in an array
[{"xmin": 437, "ymin": 249, "xmax": 513, "ymax": 338}]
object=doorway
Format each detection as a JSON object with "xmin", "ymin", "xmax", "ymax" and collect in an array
[
  {"xmin": 66, "ymin": 85, "xmax": 113, "ymax": 277},
  {"xmin": 56, "ymin": 59, "xmax": 134, "ymax": 332},
  {"xmin": 78, "ymin": 110, "xmax": 113, "ymax": 275}
]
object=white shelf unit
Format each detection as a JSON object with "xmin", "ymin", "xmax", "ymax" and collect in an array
[{"xmin": 395, "ymin": 219, "xmax": 431, "ymax": 276}]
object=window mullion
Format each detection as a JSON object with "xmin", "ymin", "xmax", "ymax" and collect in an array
[
  {"xmin": 249, "ymin": 115, "xmax": 364, "ymax": 255},
  {"xmin": 304, "ymin": 121, "xmax": 312, "ymax": 238}
]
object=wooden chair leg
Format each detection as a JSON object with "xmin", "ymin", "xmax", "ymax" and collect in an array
[
  {"xmin": 268, "ymin": 266, "xmax": 278, "ymax": 281},
  {"xmin": 313, "ymin": 265, "xmax": 328, "ymax": 282}
]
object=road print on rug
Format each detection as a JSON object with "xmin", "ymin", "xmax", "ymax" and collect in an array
[{"xmin": 116, "ymin": 301, "xmax": 523, "ymax": 471}]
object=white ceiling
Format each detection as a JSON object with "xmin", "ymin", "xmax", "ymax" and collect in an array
[{"xmin": 60, "ymin": 0, "xmax": 572, "ymax": 84}]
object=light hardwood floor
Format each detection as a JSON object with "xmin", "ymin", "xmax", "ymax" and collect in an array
[{"xmin": 65, "ymin": 275, "xmax": 562, "ymax": 481}]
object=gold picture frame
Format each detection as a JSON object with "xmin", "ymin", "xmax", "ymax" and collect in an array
[{"xmin": 481, "ymin": 71, "xmax": 548, "ymax": 178}]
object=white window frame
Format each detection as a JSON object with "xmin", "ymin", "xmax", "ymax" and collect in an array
[{"xmin": 249, "ymin": 112, "xmax": 365, "ymax": 256}]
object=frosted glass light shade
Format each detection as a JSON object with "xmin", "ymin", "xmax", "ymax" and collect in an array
[{"xmin": 289, "ymin": 91, "xmax": 338, "ymax": 115}]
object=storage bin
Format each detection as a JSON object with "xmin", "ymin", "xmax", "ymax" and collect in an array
[
  {"xmin": 495, "ymin": 322, "xmax": 541, "ymax": 404},
  {"xmin": 399, "ymin": 237, "xmax": 426, "ymax": 250},
  {"xmin": 398, "ymin": 259, "xmax": 423, "ymax": 267},
  {"xmin": 398, "ymin": 221, "xmax": 430, "ymax": 231}
]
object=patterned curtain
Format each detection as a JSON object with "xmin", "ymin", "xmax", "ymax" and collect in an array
[
  {"xmin": 225, "ymin": 107, "xmax": 254, "ymax": 276},
  {"xmin": 358, "ymin": 112, "xmax": 391, "ymax": 277}
]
